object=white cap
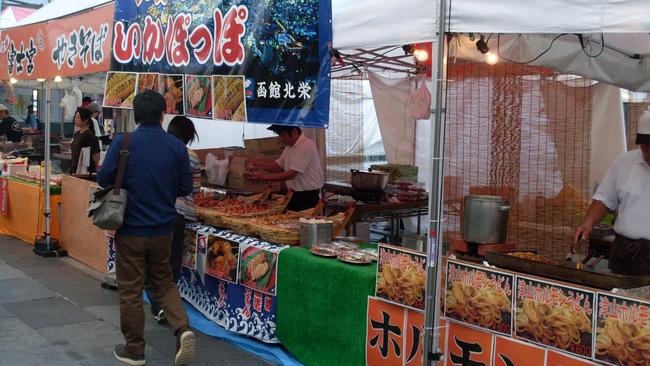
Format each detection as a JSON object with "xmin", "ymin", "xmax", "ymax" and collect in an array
[
  {"xmin": 0, "ymin": 104, "xmax": 8, "ymax": 112},
  {"xmin": 637, "ymin": 107, "xmax": 650, "ymax": 144}
]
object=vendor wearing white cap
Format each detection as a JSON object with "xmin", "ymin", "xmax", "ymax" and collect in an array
[
  {"xmin": 575, "ymin": 108, "xmax": 650, "ymax": 275},
  {"xmin": 0, "ymin": 104, "xmax": 22, "ymax": 142},
  {"xmin": 244, "ymin": 124, "xmax": 324, "ymax": 211}
]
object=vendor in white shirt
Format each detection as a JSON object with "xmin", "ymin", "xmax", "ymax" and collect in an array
[
  {"xmin": 575, "ymin": 109, "xmax": 650, "ymax": 275},
  {"xmin": 245, "ymin": 124, "xmax": 324, "ymax": 211}
]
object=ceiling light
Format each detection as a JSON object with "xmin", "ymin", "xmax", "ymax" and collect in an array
[
  {"xmin": 413, "ymin": 49, "xmax": 429, "ymax": 63},
  {"xmin": 54, "ymin": 75, "xmax": 62, "ymax": 83},
  {"xmin": 36, "ymin": 78, "xmax": 46, "ymax": 82},
  {"xmin": 9, "ymin": 77, "xmax": 17, "ymax": 84},
  {"xmin": 476, "ymin": 35, "xmax": 490, "ymax": 54},
  {"xmin": 486, "ymin": 52, "xmax": 498, "ymax": 65}
]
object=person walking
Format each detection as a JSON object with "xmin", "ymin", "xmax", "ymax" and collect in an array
[
  {"xmin": 97, "ymin": 90, "xmax": 196, "ymax": 366},
  {"xmin": 147, "ymin": 115, "xmax": 201, "ymax": 324}
]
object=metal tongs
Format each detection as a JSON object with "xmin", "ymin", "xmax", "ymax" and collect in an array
[{"xmin": 566, "ymin": 234, "xmax": 605, "ymax": 270}]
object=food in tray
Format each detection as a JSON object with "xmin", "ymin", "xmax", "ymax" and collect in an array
[
  {"xmin": 310, "ymin": 244, "xmax": 338, "ymax": 257},
  {"xmin": 360, "ymin": 248, "xmax": 378, "ymax": 261},
  {"xmin": 507, "ymin": 251, "xmax": 558, "ymax": 265},
  {"xmin": 516, "ymin": 298, "xmax": 592, "ymax": 351},
  {"xmin": 596, "ymin": 318, "xmax": 650, "ymax": 365},
  {"xmin": 446, "ymin": 282, "xmax": 511, "ymax": 329},
  {"xmin": 338, "ymin": 250, "xmax": 372, "ymax": 264},
  {"xmin": 330, "ymin": 240, "xmax": 360, "ymax": 251}
]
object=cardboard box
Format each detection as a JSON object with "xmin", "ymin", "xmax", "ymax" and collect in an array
[
  {"xmin": 244, "ymin": 137, "xmax": 284, "ymax": 157},
  {"xmin": 227, "ymin": 154, "xmax": 284, "ymax": 192}
]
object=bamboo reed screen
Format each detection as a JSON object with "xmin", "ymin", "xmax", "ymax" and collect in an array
[{"xmin": 443, "ymin": 61, "xmax": 593, "ymax": 260}]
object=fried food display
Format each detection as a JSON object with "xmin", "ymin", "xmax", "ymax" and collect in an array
[
  {"xmin": 104, "ymin": 72, "xmax": 137, "ymax": 108},
  {"xmin": 245, "ymin": 253, "xmax": 270, "ymax": 282},
  {"xmin": 446, "ymin": 282, "xmax": 511, "ymax": 329},
  {"xmin": 596, "ymin": 318, "xmax": 650, "ymax": 366},
  {"xmin": 206, "ymin": 239, "xmax": 238, "ymax": 281},
  {"xmin": 516, "ymin": 299, "xmax": 592, "ymax": 350},
  {"xmin": 212, "ymin": 76, "xmax": 246, "ymax": 121}
]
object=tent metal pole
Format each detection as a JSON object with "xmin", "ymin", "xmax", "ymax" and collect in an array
[
  {"xmin": 423, "ymin": 0, "xmax": 447, "ymax": 363},
  {"xmin": 44, "ymin": 79, "xmax": 51, "ymax": 247}
]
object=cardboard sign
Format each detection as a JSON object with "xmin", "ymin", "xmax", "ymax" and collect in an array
[
  {"xmin": 446, "ymin": 321, "xmax": 494, "ymax": 366},
  {"xmin": 445, "ymin": 260, "xmax": 514, "ymax": 336},
  {"xmin": 514, "ymin": 276, "xmax": 595, "ymax": 358},
  {"xmin": 493, "ymin": 336, "xmax": 545, "ymax": 366},
  {"xmin": 376, "ymin": 244, "xmax": 427, "ymax": 311},
  {"xmin": 238, "ymin": 242, "xmax": 280, "ymax": 296},
  {"xmin": 595, "ymin": 292, "xmax": 650, "ymax": 366},
  {"xmin": 0, "ymin": 4, "xmax": 114, "ymax": 79}
]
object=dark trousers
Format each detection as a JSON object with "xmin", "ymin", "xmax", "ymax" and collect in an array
[
  {"xmin": 609, "ymin": 234, "xmax": 650, "ymax": 275},
  {"xmin": 146, "ymin": 214, "xmax": 185, "ymax": 314},
  {"xmin": 115, "ymin": 232, "xmax": 189, "ymax": 355},
  {"xmin": 287, "ymin": 189, "xmax": 320, "ymax": 211}
]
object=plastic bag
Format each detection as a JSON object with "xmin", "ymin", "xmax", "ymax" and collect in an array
[{"xmin": 205, "ymin": 153, "xmax": 229, "ymax": 185}]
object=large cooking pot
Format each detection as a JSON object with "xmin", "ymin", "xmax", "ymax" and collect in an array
[
  {"xmin": 350, "ymin": 169, "xmax": 390, "ymax": 191},
  {"xmin": 463, "ymin": 195, "xmax": 510, "ymax": 244}
]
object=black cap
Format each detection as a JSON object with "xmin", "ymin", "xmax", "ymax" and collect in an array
[
  {"xmin": 267, "ymin": 124, "xmax": 301, "ymax": 134},
  {"xmin": 637, "ymin": 133, "xmax": 650, "ymax": 145}
]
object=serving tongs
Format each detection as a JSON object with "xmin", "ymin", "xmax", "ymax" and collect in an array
[
  {"xmin": 566, "ymin": 234, "xmax": 605, "ymax": 270},
  {"xmin": 237, "ymin": 188, "xmax": 273, "ymax": 204}
]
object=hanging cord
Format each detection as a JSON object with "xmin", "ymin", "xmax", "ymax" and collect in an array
[{"xmin": 497, "ymin": 33, "xmax": 567, "ymax": 65}]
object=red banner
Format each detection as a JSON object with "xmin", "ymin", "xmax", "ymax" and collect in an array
[
  {"xmin": 0, "ymin": 4, "xmax": 114, "ymax": 80},
  {"xmin": 0, "ymin": 177, "xmax": 8, "ymax": 215}
]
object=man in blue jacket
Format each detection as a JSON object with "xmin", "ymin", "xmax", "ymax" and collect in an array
[{"xmin": 98, "ymin": 90, "xmax": 195, "ymax": 366}]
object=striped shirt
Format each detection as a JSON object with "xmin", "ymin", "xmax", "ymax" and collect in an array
[{"xmin": 176, "ymin": 149, "xmax": 201, "ymax": 221}]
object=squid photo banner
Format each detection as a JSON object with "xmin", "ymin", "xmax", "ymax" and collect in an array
[{"xmin": 110, "ymin": 0, "xmax": 332, "ymax": 128}]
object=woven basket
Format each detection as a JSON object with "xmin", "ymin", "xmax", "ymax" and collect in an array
[{"xmin": 258, "ymin": 226, "xmax": 301, "ymax": 246}]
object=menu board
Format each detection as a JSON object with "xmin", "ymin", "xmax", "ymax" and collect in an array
[
  {"xmin": 514, "ymin": 276, "xmax": 595, "ymax": 359},
  {"xmin": 376, "ymin": 244, "xmax": 427, "ymax": 311},
  {"xmin": 445, "ymin": 260, "xmax": 514, "ymax": 336},
  {"xmin": 595, "ymin": 292, "xmax": 650, "ymax": 366}
]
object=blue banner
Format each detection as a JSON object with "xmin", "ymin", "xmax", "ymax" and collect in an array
[{"xmin": 110, "ymin": 0, "xmax": 332, "ymax": 128}]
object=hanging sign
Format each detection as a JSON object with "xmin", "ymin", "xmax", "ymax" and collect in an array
[
  {"xmin": 110, "ymin": 0, "xmax": 332, "ymax": 127},
  {"xmin": 0, "ymin": 4, "xmax": 114, "ymax": 80}
]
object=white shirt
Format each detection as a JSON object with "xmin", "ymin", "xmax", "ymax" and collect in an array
[
  {"xmin": 276, "ymin": 134, "xmax": 324, "ymax": 192},
  {"xmin": 91, "ymin": 117, "xmax": 102, "ymax": 137},
  {"xmin": 593, "ymin": 149, "xmax": 650, "ymax": 240}
]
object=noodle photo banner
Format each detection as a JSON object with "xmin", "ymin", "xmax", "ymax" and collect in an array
[
  {"xmin": 444, "ymin": 260, "xmax": 514, "ymax": 336},
  {"xmin": 376, "ymin": 244, "xmax": 427, "ymax": 311},
  {"xmin": 595, "ymin": 292, "xmax": 650, "ymax": 366},
  {"xmin": 514, "ymin": 276, "xmax": 595, "ymax": 359},
  {"xmin": 110, "ymin": 0, "xmax": 332, "ymax": 128}
]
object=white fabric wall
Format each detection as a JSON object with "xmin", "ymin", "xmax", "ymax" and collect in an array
[
  {"xmin": 590, "ymin": 84, "xmax": 627, "ymax": 193},
  {"xmin": 162, "ymin": 115, "xmax": 274, "ymax": 149}
]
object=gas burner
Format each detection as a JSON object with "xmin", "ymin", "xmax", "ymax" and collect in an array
[{"xmin": 351, "ymin": 189, "xmax": 385, "ymax": 203}]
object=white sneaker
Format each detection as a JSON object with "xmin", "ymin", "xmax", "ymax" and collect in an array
[{"xmin": 174, "ymin": 330, "xmax": 196, "ymax": 366}]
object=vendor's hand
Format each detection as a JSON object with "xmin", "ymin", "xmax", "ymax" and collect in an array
[
  {"xmin": 244, "ymin": 171, "xmax": 264, "ymax": 181},
  {"xmin": 574, "ymin": 223, "xmax": 592, "ymax": 244}
]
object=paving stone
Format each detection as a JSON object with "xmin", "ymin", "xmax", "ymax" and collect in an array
[
  {"xmin": 0, "ymin": 345, "xmax": 83, "ymax": 366},
  {"xmin": 0, "ymin": 317, "xmax": 50, "ymax": 352},
  {"xmin": 0, "ymin": 304, "xmax": 13, "ymax": 319},
  {"xmin": 0, "ymin": 263, "xmax": 26, "ymax": 280},
  {"xmin": 3, "ymin": 296, "xmax": 97, "ymax": 329},
  {"xmin": 36, "ymin": 320, "xmax": 125, "ymax": 362},
  {"xmin": 0, "ymin": 276, "xmax": 54, "ymax": 304}
]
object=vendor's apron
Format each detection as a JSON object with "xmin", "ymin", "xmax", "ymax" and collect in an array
[
  {"xmin": 287, "ymin": 189, "xmax": 320, "ymax": 212},
  {"xmin": 609, "ymin": 233, "xmax": 650, "ymax": 275}
]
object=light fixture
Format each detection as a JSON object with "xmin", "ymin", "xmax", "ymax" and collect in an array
[
  {"xmin": 413, "ymin": 49, "xmax": 429, "ymax": 63},
  {"xmin": 476, "ymin": 35, "xmax": 490, "ymax": 54},
  {"xmin": 36, "ymin": 78, "xmax": 46, "ymax": 82},
  {"xmin": 486, "ymin": 52, "xmax": 498, "ymax": 65},
  {"xmin": 54, "ymin": 75, "xmax": 62, "ymax": 83},
  {"xmin": 9, "ymin": 77, "xmax": 17, "ymax": 84},
  {"xmin": 402, "ymin": 44, "xmax": 415, "ymax": 56}
]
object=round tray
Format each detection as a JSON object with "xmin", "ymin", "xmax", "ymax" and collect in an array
[
  {"xmin": 338, "ymin": 252, "xmax": 372, "ymax": 265},
  {"xmin": 310, "ymin": 246, "xmax": 338, "ymax": 257}
]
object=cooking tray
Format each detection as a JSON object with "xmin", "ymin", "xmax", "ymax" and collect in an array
[{"xmin": 485, "ymin": 251, "xmax": 650, "ymax": 290}]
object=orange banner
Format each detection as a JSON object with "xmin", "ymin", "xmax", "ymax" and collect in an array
[
  {"xmin": 494, "ymin": 336, "xmax": 545, "ymax": 366},
  {"xmin": 546, "ymin": 351, "xmax": 597, "ymax": 366},
  {"xmin": 0, "ymin": 4, "xmax": 114, "ymax": 80},
  {"xmin": 447, "ymin": 322, "xmax": 494, "ymax": 366}
]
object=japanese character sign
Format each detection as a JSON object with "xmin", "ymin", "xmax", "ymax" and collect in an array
[
  {"xmin": 492, "ymin": 336, "xmax": 545, "ymax": 366},
  {"xmin": 0, "ymin": 4, "xmax": 114, "ymax": 79},
  {"xmin": 366, "ymin": 296, "xmax": 425, "ymax": 366},
  {"xmin": 446, "ymin": 322, "xmax": 493, "ymax": 366},
  {"xmin": 111, "ymin": 0, "xmax": 331, "ymax": 127}
]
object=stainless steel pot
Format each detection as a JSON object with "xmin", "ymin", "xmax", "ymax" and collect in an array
[
  {"xmin": 300, "ymin": 221, "xmax": 333, "ymax": 248},
  {"xmin": 350, "ymin": 169, "xmax": 390, "ymax": 191},
  {"xmin": 463, "ymin": 195, "xmax": 510, "ymax": 244}
]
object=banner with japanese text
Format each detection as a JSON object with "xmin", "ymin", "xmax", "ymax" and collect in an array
[
  {"xmin": 514, "ymin": 276, "xmax": 595, "ymax": 359},
  {"xmin": 0, "ymin": 4, "xmax": 114, "ymax": 80},
  {"xmin": 110, "ymin": 0, "xmax": 332, "ymax": 127},
  {"xmin": 0, "ymin": 177, "xmax": 8, "ymax": 215},
  {"xmin": 595, "ymin": 292, "xmax": 650, "ymax": 366},
  {"xmin": 493, "ymin": 336, "xmax": 545, "ymax": 366},
  {"xmin": 445, "ymin": 260, "xmax": 514, "ymax": 336},
  {"xmin": 366, "ymin": 296, "xmax": 425, "ymax": 366},
  {"xmin": 446, "ymin": 321, "xmax": 494, "ymax": 366}
]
